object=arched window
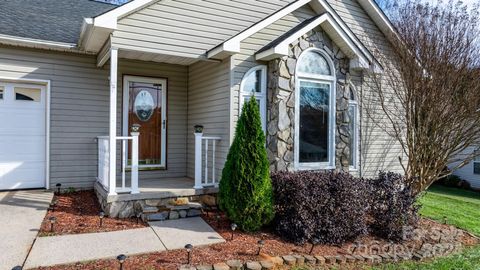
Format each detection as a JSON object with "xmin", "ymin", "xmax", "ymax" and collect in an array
[
  {"xmin": 348, "ymin": 84, "xmax": 359, "ymax": 171},
  {"xmin": 240, "ymin": 65, "xmax": 267, "ymax": 132},
  {"xmin": 295, "ymin": 49, "xmax": 336, "ymax": 170}
]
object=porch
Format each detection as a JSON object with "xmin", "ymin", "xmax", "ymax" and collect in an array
[{"xmin": 93, "ymin": 46, "xmax": 229, "ymax": 208}]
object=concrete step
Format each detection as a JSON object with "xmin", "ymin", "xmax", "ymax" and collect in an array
[{"xmin": 139, "ymin": 198, "xmax": 205, "ymax": 222}]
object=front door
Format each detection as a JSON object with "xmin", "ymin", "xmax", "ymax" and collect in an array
[{"xmin": 123, "ymin": 76, "xmax": 167, "ymax": 169}]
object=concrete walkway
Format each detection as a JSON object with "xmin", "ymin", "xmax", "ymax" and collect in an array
[
  {"xmin": 0, "ymin": 190, "xmax": 53, "ymax": 270},
  {"xmin": 25, "ymin": 217, "xmax": 224, "ymax": 269}
]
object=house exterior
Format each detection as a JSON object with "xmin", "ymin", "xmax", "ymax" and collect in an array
[
  {"xmin": 0, "ymin": 0, "xmax": 405, "ymax": 215},
  {"xmin": 450, "ymin": 147, "xmax": 480, "ymax": 189}
]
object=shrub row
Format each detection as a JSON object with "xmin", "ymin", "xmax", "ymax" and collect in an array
[{"xmin": 271, "ymin": 171, "xmax": 418, "ymax": 245}]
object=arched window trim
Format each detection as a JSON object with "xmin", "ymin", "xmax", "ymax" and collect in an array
[
  {"xmin": 294, "ymin": 48, "xmax": 336, "ymax": 170},
  {"xmin": 239, "ymin": 65, "xmax": 267, "ymax": 132},
  {"xmin": 348, "ymin": 83, "xmax": 359, "ymax": 171}
]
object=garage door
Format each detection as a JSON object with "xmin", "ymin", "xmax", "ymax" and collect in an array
[{"xmin": 0, "ymin": 82, "xmax": 46, "ymax": 190}]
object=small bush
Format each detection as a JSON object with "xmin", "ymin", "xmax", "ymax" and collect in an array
[
  {"xmin": 271, "ymin": 171, "xmax": 368, "ymax": 245},
  {"xmin": 218, "ymin": 98, "xmax": 274, "ymax": 232},
  {"xmin": 368, "ymin": 172, "xmax": 419, "ymax": 241},
  {"xmin": 437, "ymin": 175, "xmax": 463, "ymax": 188}
]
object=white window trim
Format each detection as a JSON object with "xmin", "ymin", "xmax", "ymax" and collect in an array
[
  {"xmin": 122, "ymin": 75, "xmax": 167, "ymax": 169},
  {"xmin": 348, "ymin": 84, "xmax": 360, "ymax": 171},
  {"xmin": 239, "ymin": 65, "xmax": 267, "ymax": 133},
  {"xmin": 294, "ymin": 48, "xmax": 336, "ymax": 170}
]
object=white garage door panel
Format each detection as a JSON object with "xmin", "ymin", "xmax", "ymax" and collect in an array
[{"xmin": 0, "ymin": 82, "xmax": 46, "ymax": 190}]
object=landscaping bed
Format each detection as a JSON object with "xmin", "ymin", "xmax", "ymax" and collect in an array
[
  {"xmin": 32, "ymin": 213, "xmax": 477, "ymax": 270},
  {"xmin": 39, "ymin": 190, "xmax": 147, "ymax": 236}
]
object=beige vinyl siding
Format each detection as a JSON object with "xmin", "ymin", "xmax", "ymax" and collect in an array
[
  {"xmin": 325, "ymin": 0, "xmax": 404, "ymax": 177},
  {"xmin": 187, "ymin": 58, "xmax": 231, "ymax": 181},
  {"xmin": 0, "ymin": 45, "xmax": 190, "ymax": 189},
  {"xmin": 0, "ymin": 45, "xmax": 109, "ymax": 189},
  {"xmin": 112, "ymin": 0, "xmax": 294, "ymax": 59},
  {"xmin": 231, "ymin": 5, "xmax": 317, "ymax": 128},
  {"xmin": 117, "ymin": 60, "xmax": 188, "ymax": 181}
]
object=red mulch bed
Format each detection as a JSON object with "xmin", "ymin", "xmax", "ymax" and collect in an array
[
  {"xmin": 39, "ymin": 190, "xmax": 147, "ymax": 236},
  {"xmin": 33, "ymin": 213, "xmax": 479, "ymax": 270}
]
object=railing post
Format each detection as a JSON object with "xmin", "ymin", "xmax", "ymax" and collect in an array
[
  {"xmin": 130, "ymin": 130, "xmax": 140, "ymax": 194},
  {"xmin": 108, "ymin": 47, "xmax": 118, "ymax": 196},
  {"xmin": 194, "ymin": 132, "xmax": 203, "ymax": 189}
]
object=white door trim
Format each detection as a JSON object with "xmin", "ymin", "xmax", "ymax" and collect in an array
[
  {"xmin": 0, "ymin": 76, "xmax": 50, "ymax": 189},
  {"xmin": 122, "ymin": 75, "xmax": 167, "ymax": 169}
]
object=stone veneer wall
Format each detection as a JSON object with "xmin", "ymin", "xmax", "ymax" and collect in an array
[{"xmin": 266, "ymin": 28, "xmax": 353, "ymax": 172}]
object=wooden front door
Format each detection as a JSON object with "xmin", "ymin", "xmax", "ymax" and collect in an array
[{"xmin": 123, "ymin": 76, "xmax": 167, "ymax": 169}]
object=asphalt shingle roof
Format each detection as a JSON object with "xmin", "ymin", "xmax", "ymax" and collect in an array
[{"xmin": 0, "ymin": 0, "xmax": 118, "ymax": 44}]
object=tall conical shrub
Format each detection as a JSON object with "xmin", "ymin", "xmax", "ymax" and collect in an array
[{"xmin": 219, "ymin": 97, "xmax": 274, "ymax": 231}]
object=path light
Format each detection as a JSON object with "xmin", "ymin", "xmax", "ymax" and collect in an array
[
  {"xmin": 216, "ymin": 214, "xmax": 221, "ymax": 228},
  {"xmin": 136, "ymin": 213, "xmax": 142, "ymax": 224},
  {"xmin": 257, "ymin": 239, "xmax": 265, "ymax": 255},
  {"xmin": 230, "ymin": 223, "xmax": 237, "ymax": 240},
  {"xmin": 443, "ymin": 216, "xmax": 448, "ymax": 224},
  {"xmin": 11, "ymin": 266, "xmax": 22, "ymax": 270},
  {"xmin": 99, "ymin": 211, "xmax": 105, "ymax": 227},
  {"xmin": 50, "ymin": 200, "xmax": 57, "ymax": 212},
  {"xmin": 55, "ymin": 183, "xmax": 61, "ymax": 195},
  {"xmin": 309, "ymin": 238, "xmax": 319, "ymax": 254},
  {"xmin": 185, "ymin": 244, "xmax": 193, "ymax": 264},
  {"xmin": 49, "ymin": 216, "xmax": 56, "ymax": 232},
  {"xmin": 116, "ymin": 254, "xmax": 127, "ymax": 270}
]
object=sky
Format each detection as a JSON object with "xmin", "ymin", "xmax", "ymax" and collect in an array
[{"xmin": 376, "ymin": 0, "xmax": 479, "ymax": 11}]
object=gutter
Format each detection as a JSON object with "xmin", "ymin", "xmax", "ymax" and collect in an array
[{"xmin": 0, "ymin": 34, "xmax": 94, "ymax": 55}]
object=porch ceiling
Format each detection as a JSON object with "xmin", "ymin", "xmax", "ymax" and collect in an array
[{"xmin": 119, "ymin": 50, "xmax": 200, "ymax": 66}]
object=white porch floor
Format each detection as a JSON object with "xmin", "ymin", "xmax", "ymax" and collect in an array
[{"xmin": 96, "ymin": 177, "xmax": 218, "ymax": 203}]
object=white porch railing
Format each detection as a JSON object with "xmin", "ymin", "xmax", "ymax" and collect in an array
[
  {"xmin": 97, "ymin": 132, "xmax": 139, "ymax": 194},
  {"xmin": 194, "ymin": 133, "xmax": 222, "ymax": 189}
]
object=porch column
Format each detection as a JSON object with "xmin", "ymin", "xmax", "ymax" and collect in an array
[{"xmin": 108, "ymin": 47, "xmax": 118, "ymax": 196}]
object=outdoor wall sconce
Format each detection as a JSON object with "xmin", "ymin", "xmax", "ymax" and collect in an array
[
  {"xmin": 185, "ymin": 244, "xmax": 193, "ymax": 264},
  {"xmin": 117, "ymin": 254, "xmax": 127, "ymax": 270},
  {"xmin": 230, "ymin": 223, "xmax": 237, "ymax": 240},
  {"xmin": 194, "ymin": 125, "xmax": 204, "ymax": 133},
  {"xmin": 99, "ymin": 211, "xmax": 105, "ymax": 227},
  {"xmin": 49, "ymin": 216, "xmax": 56, "ymax": 232}
]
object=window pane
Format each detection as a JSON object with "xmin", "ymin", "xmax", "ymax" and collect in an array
[
  {"xmin": 242, "ymin": 69, "xmax": 262, "ymax": 93},
  {"xmin": 348, "ymin": 104, "xmax": 356, "ymax": 166},
  {"xmin": 298, "ymin": 51, "xmax": 331, "ymax": 76},
  {"xmin": 299, "ymin": 81, "xmax": 330, "ymax": 163},
  {"xmin": 474, "ymin": 162, "xmax": 480, "ymax": 175},
  {"xmin": 15, "ymin": 87, "xmax": 41, "ymax": 102}
]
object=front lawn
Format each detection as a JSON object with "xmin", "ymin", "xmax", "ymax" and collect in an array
[{"xmin": 418, "ymin": 185, "xmax": 480, "ymax": 236}]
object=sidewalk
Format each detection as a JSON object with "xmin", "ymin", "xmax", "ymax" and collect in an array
[
  {"xmin": 0, "ymin": 190, "xmax": 53, "ymax": 270},
  {"xmin": 24, "ymin": 217, "xmax": 224, "ymax": 269}
]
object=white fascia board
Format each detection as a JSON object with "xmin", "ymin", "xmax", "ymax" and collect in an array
[
  {"xmin": 256, "ymin": 14, "xmax": 370, "ymax": 68},
  {"xmin": 357, "ymin": 0, "xmax": 397, "ymax": 39},
  {"xmin": 93, "ymin": 0, "xmax": 157, "ymax": 29},
  {"xmin": 207, "ymin": 0, "xmax": 312, "ymax": 59}
]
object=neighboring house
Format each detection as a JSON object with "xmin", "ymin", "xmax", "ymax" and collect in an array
[
  {"xmin": 0, "ymin": 0, "xmax": 404, "ymax": 216},
  {"xmin": 449, "ymin": 147, "xmax": 480, "ymax": 189}
]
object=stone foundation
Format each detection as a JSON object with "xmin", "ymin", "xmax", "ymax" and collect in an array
[{"xmin": 266, "ymin": 28, "xmax": 353, "ymax": 172}]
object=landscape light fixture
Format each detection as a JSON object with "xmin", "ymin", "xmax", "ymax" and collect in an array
[
  {"xmin": 257, "ymin": 239, "xmax": 265, "ymax": 255},
  {"xmin": 216, "ymin": 214, "xmax": 221, "ymax": 228},
  {"xmin": 136, "ymin": 213, "xmax": 142, "ymax": 224},
  {"xmin": 185, "ymin": 244, "xmax": 193, "ymax": 264},
  {"xmin": 50, "ymin": 200, "xmax": 57, "ymax": 212},
  {"xmin": 99, "ymin": 211, "xmax": 105, "ymax": 227},
  {"xmin": 310, "ymin": 238, "xmax": 319, "ymax": 254},
  {"xmin": 116, "ymin": 254, "xmax": 127, "ymax": 270},
  {"xmin": 11, "ymin": 266, "xmax": 22, "ymax": 270},
  {"xmin": 230, "ymin": 223, "xmax": 237, "ymax": 240},
  {"xmin": 49, "ymin": 216, "xmax": 56, "ymax": 232},
  {"xmin": 55, "ymin": 183, "xmax": 61, "ymax": 195}
]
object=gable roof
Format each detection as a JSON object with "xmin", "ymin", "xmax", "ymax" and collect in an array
[
  {"xmin": 0, "ymin": 0, "xmax": 117, "ymax": 44},
  {"xmin": 255, "ymin": 13, "xmax": 370, "ymax": 70}
]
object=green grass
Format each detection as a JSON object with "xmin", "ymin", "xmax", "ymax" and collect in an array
[
  {"xmin": 371, "ymin": 246, "xmax": 480, "ymax": 270},
  {"xmin": 418, "ymin": 185, "xmax": 480, "ymax": 236}
]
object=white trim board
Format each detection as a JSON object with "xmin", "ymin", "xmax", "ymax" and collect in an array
[{"xmin": 0, "ymin": 77, "xmax": 51, "ymax": 190}]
